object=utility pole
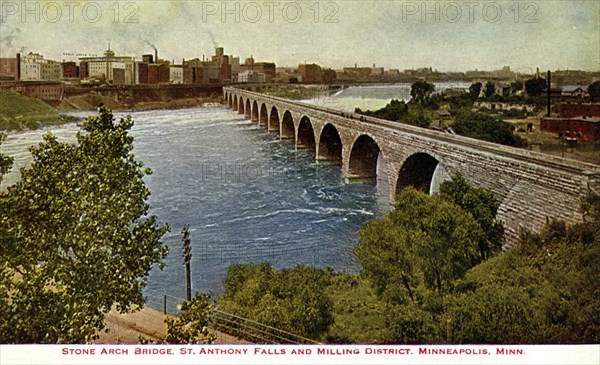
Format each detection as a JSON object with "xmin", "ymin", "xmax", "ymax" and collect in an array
[
  {"xmin": 182, "ymin": 224, "xmax": 192, "ymax": 302},
  {"xmin": 547, "ymin": 70, "xmax": 551, "ymax": 118}
]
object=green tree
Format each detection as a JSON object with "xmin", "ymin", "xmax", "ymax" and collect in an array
[
  {"xmin": 0, "ymin": 107, "xmax": 169, "ymax": 343},
  {"xmin": 588, "ymin": 81, "xmax": 600, "ymax": 102},
  {"xmin": 356, "ymin": 101, "xmax": 430, "ymax": 128},
  {"xmin": 439, "ymin": 177, "xmax": 504, "ymax": 259},
  {"xmin": 468, "ymin": 82, "xmax": 482, "ymax": 101},
  {"xmin": 484, "ymin": 81, "xmax": 496, "ymax": 99},
  {"xmin": 356, "ymin": 188, "xmax": 482, "ymax": 299},
  {"xmin": 142, "ymin": 293, "xmax": 216, "ymax": 344},
  {"xmin": 525, "ymin": 77, "xmax": 547, "ymax": 96},
  {"xmin": 448, "ymin": 208, "xmax": 600, "ymax": 343},
  {"xmin": 448, "ymin": 285, "xmax": 532, "ymax": 343},
  {"xmin": 410, "ymin": 81, "xmax": 435, "ymax": 104},
  {"xmin": 355, "ymin": 99, "xmax": 408, "ymax": 122},
  {"xmin": 452, "ymin": 110, "xmax": 527, "ymax": 147},
  {"xmin": 400, "ymin": 106, "xmax": 430, "ymax": 128},
  {"xmin": 511, "ymin": 80, "xmax": 524, "ymax": 94},
  {"xmin": 217, "ymin": 263, "xmax": 334, "ymax": 341},
  {"xmin": 384, "ymin": 301, "xmax": 439, "ymax": 343}
]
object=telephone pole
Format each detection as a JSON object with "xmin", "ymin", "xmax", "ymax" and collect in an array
[{"xmin": 182, "ymin": 224, "xmax": 192, "ymax": 302}]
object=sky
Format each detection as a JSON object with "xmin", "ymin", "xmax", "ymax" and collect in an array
[{"xmin": 0, "ymin": 0, "xmax": 598, "ymax": 73}]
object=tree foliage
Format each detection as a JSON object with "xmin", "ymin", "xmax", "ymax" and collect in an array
[
  {"xmin": 468, "ymin": 82, "xmax": 482, "ymax": 101},
  {"xmin": 588, "ymin": 81, "xmax": 600, "ymax": 102},
  {"xmin": 217, "ymin": 263, "xmax": 334, "ymax": 341},
  {"xmin": 510, "ymin": 80, "xmax": 524, "ymax": 94},
  {"xmin": 141, "ymin": 293, "xmax": 216, "ymax": 344},
  {"xmin": 439, "ymin": 177, "xmax": 504, "ymax": 259},
  {"xmin": 0, "ymin": 107, "xmax": 169, "ymax": 343},
  {"xmin": 355, "ymin": 100, "xmax": 430, "ymax": 128},
  {"xmin": 452, "ymin": 110, "xmax": 527, "ymax": 147},
  {"xmin": 484, "ymin": 81, "xmax": 496, "ymax": 99},
  {"xmin": 525, "ymin": 77, "xmax": 547, "ymax": 96},
  {"xmin": 356, "ymin": 187, "xmax": 482, "ymax": 300},
  {"xmin": 410, "ymin": 81, "xmax": 435, "ymax": 104},
  {"xmin": 399, "ymin": 106, "xmax": 430, "ymax": 128},
  {"xmin": 355, "ymin": 99, "xmax": 408, "ymax": 121},
  {"xmin": 206, "ymin": 185, "xmax": 598, "ymax": 344},
  {"xmin": 449, "ymin": 213, "xmax": 600, "ymax": 343}
]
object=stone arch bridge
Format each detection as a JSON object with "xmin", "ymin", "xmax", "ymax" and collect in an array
[{"xmin": 224, "ymin": 87, "xmax": 600, "ymax": 245}]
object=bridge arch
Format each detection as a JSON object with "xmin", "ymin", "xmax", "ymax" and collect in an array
[
  {"xmin": 245, "ymin": 99, "xmax": 251, "ymax": 118},
  {"xmin": 229, "ymin": 94, "xmax": 234, "ymax": 108},
  {"xmin": 233, "ymin": 95, "xmax": 238, "ymax": 111},
  {"xmin": 395, "ymin": 152, "xmax": 442, "ymax": 195},
  {"xmin": 269, "ymin": 106, "xmax": 280, "ymax": 133},
  {"xmin": 348, "ymin": 135, "xmax": 381, "ymax": 180},
  {"xmin": 259, "ymin": 103, "xmax": 268, "ymax": 127},
  {"xmin": 238, "ymin": 97, "xmax": 244, "ymax": 114},
  {"xmin": 281, "ymin": 111, "xmax": 294, "ymax": 139},
  {"xmin": 318, "ymin": 123, "xmax": 342, "ymax": 163},
  {"xmin": 297, "ymin": 116, "xmax": 316, "ymax": 152},
  {"xmin": 252, "ymin": 101, "xmax": 259, "ymax": 122}
]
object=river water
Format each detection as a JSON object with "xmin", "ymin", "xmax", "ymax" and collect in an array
[{"xmin": 0, "ymin": 82, "xmax": 470, "ymax": 310}]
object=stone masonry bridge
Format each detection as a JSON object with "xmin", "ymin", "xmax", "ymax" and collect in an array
[{"xmin": 223, "ymin": 87, "xmax": 600, "ymax": 245}]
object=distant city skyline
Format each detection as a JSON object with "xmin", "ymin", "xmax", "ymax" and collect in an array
[{"xmin": 0, "ymin": 0, "xmax": 598, "ymax": 72}]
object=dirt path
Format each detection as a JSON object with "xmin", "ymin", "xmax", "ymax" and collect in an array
[{"xmin": 95, "ymin": 306, "xmax": 244, "ymax": 344}]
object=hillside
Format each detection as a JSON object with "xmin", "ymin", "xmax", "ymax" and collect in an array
[{"xmin": 0, "ymin": 91, "xmax": 78, "ymax": 131}]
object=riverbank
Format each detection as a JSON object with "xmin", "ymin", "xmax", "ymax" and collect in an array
[
  {"xmin": 0, "ymin": 90, "xmax": 225, "ymax": 132},
  {"xmin": 0, "ymin": 91, "xmax": 79, "ymax": 131}
]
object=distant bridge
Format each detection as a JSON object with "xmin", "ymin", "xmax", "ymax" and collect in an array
[{"xmin": 223, "ymin": 87, "xmax": 600, "ymax": 245}]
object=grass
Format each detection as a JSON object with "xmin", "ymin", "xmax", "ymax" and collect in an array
[{"xmin": 0, "ymin": 91, "xmax": 79, "ymax": 131}]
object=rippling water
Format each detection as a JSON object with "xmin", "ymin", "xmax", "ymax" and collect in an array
[
  {"xmin": 132, "ymin": 106, "xmax": 393, "ymax": 308},
  {"xmin": 0, "ymin": 83, "xmax": 469, "ymax": 310}
]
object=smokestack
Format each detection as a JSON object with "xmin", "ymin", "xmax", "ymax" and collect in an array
[
  {"xmin": 155, "ymin": 48, "xmax": 158, "ymax": 63},
  {"xmin": 16, "ymin": 53, "xmax": 20, "ymax": 81},
  {"xmin": 547, "ymin": 70, "xmax": 551, "ymax": 118}
]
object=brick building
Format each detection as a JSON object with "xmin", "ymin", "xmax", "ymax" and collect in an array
[
  {"xmin": 14, "ymin": 81, "xmax": 62, "ymax": 100},
  {"xmin": 298, "ymin": 64, "xmax": 323, "ymax": 84},
  {"xmin": 541, "ymin": 117, "xmax": 600, "ymax": 140},
  {"xmin": 183, "ymin": 59, "xmax": 220, "ymax": 84},
  {"xmin": 0, "ymin": 56, "xmax": 19, "ymax": 80},
  {"xmin": 61, "ymin": 61, "xmax": 78, "ymax": 79},
  {"xmin": 541, "ymin": 103, "xmax": 600, "ymax": 141},
  {"xmin": 560, "ymin": 103, "xmax": 600, "ymax": 118}
]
